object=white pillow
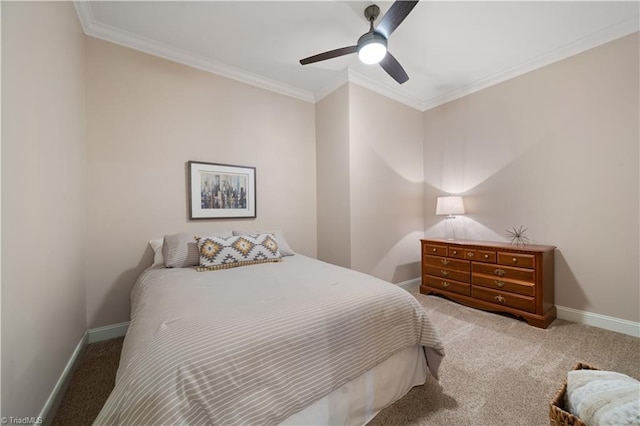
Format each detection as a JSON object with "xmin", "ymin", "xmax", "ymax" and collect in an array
[
  {"xmin": 163, "ymin": 231, "xmax": 233, "ymax": 268},
  {"xmin": 149, "ymin": 239, "xmax": 164, "ymax": 266},
  {"xmin": 232, "ymin": 229, "xmax": 295, "ymax": 256},
  {"xmin": 566, "ymin": 369, "xmax": 640, "ymax": 425}
]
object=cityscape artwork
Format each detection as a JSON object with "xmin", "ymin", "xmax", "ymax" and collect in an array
[
  {"xmin": 200, "ymin": 172, "xmax": 247, "ymax": 210},
  {"xmin": 188, "ymin": 161, "xmax": 256, "ymax": 219}
]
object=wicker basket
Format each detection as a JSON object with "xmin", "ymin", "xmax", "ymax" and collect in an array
[{"xmin": 549, "ymin": 362, "xmax": 600, "ymax": 426}]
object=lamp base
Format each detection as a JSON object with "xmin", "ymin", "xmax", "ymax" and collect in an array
[{"xmin": 443, "ymin": 216, "xmax": 457, "ymax": 240}]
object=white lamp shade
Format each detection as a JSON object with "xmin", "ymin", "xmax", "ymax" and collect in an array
[{"xmin": 436, "ymin": 196, "xmax": 465, "ymax": 216}]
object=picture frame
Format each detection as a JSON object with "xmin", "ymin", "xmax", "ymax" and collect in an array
[{"xmin": 188, "ymin": 161, "xmax": 256, "ymax": 220}]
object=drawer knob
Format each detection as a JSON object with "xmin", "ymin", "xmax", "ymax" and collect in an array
[
  {"xmin": 467, "ymin": 252, "xmax": 474, "ymax": 257},
  {"xmin": 441, "ymin": 270, "xmax": 450, "ymax": 276},
  {"xmin": 495, "ymin": 295, "xmax": 506, "ymax": 303},
  {"xmin": 512, "ymin": 257, "xmax": 517, "ymax": 263},
  {"xmin": 441, "ymin": 259, "xmax": 450, "ymax": 265},
  {"xmin": 432, "ymin": 248, "xmax": 437, "ymax": 252},
  {"xmin": 484, "ymin": 254, "xmax": 489, "ymax": 259},
  {"xmin": 452, "ymin": 250, "xmax": 457, "ymax": 254},
  {"xmin": 494, "ymin": 268, "xmax": 506, "ymax": 277},
  {"xmin": 442, "ymin": 281, "xmax": 450, "ymax": 288},
  {"xmin": 495, "ymin": 280, "xmax": 506, "ymax": 288}
]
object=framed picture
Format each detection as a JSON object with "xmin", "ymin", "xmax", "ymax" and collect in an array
[{"xmin": 188, "ymin": 161, "xmax": 256, "ymax": 219}]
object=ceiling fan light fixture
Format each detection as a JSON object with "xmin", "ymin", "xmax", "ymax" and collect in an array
[
  {"xmin": 357, "ymin": 32, "xmax": 388, "ymax": 64},
  {"xmin": 299, "ymin": 0, "xmax": 417, "ymax": 83}
]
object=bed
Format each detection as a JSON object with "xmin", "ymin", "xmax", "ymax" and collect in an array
[{"xmin": 94, "ymin": 238, "xmax": 444, "ymax": 425}]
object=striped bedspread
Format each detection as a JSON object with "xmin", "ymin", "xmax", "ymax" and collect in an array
[{"xmin": 94, "ymin": 255, "xmax": 444, "ymax": 425}]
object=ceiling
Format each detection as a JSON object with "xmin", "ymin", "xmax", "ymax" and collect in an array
[{"xmin": 75, "ymin": 1, "xmax": 639, "ymax": 111}]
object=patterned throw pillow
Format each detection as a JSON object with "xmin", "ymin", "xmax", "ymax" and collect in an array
[
  {"xmin": 232, "ymin": 230, "xmax": 295, "ymax": 256},
  {"xmin": 195, "ymin": 233, "xmax": 282, "ymax": 271}
]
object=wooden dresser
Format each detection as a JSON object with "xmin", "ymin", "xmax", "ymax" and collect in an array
[{"xmin": 420, "ymin": 238, "xmax": 556, "ymax": 328}]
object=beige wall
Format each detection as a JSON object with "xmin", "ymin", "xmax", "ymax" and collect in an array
[
  {"xmin": 1, "ymin": 2, "xmax": 87, "ymax": 419},
  {"xmin": 316, "ymin": 85, "xmax": 351, "ymax": 268},
  {"xmin": 348, "ymin": 85, "xmax": 424, "ymax": 283},
  {"xmin": 315, "ymin": 83, "xmax": 425, "ymax": 283},
  {"xmin": 85, "ymin": 38, "xmax": 317, "ymax": 328},
  {"xmin": 424, "ymin": 33, "xmax": 640, "ymax": 322}
]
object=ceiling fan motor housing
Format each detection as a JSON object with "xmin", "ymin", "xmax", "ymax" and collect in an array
[
  {"xmin": 364, "ymin": 4, "xmax": 381, "ymax": 22},
  {"xmin": 357, "ymin": 31, "xmax": 387, "ymax": 49}
]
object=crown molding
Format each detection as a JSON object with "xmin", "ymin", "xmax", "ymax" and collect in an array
[
  {"xmin": 73, "ymin": 1, "xmax": 92, "ymax": 34},
  {"xmin": 346, "ymin": 69, "xmax": 427, "ymax": 111},
  {"xmin": 74, "ymin": 2, "xmax": 314, "ymax": 104},
  {"xmin": 314, "ymin": 69, "xmax": 426, "ymax": 111},
  {"xmin": 75, "ymin": 2, "xmax": 638, "ymax": 113},
  {"xmin": 422, "ymin": 17, "xmax": 640, "ymax": 111}
]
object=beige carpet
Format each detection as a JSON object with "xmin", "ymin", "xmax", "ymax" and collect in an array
[
  {"xmin": 52, "ymin": 335, "xmax": 123, "ymax": 426},
  {"xmin": 53, "ymin": 291, "xmax": 640, "ymax": 425}
]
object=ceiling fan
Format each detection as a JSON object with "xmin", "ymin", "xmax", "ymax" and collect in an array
[{"xmin": 299, "ymin": 1, "xmax": 419, "ymax": 84}]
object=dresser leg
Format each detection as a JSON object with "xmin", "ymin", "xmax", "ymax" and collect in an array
[{"xmin": 523, "ymin": 307, "xmax": 557, "ymax": 329}]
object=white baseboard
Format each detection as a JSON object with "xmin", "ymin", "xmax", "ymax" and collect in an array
[
  {"xmin": 83, "ymin": 308, "xmax": 639, "ymax": 341},
  {"xmin": 40, "ymin": 322, "xmax": 129, "ymax": 424},
  {"xmin": 556, "ymin": 305, "xmax": 640, "ymax": 338},
  {"xmin": 88, "ymin": 321, "xmax": 130, "ymax": 344},
  {"xmin": 397, "ymin": 278, "xmax": 421, "ymax": 292},
  {"xmin": 38, "ymin": 331, "xmax": 88, "ymax": 425}
]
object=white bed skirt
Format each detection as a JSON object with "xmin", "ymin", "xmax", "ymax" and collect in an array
[{"xmin": 282, "ymin": 344, "xmax": 427, "ymax": 425}]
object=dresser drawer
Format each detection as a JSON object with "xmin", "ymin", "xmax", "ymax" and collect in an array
[
  {"xmin": 448, "ymin": 246, "xmax": 466, "ymax": 259},
  {"xmin": 464, "ymin": 249, "xmax": 478, "ymax": 260},
  {"xmin": 472, "ymin": 263, "xmax": 534, "ymax": 283},
  {"xmin": 477, "ymin": 250, "xmax": 497, "ymax": 263},
  {"xmin": 472, "ymin": 286, "xmax": 536, "ymax": 313},
  {"xmin": 472, "ymin": 274, "xmax": 535, "ymax": 297},
  {"xmin": 498, "ymin": 252, "xmax": 535, "ymax": 268},
  {"xmin": 465, "ymin": 249, "xmax": 497, "ymax": 262},
  {"xmin": 425, "ymin": 265, "xmax": 470, "ymax": 283},
  {"xmin": 424, "ymin": 244, "xmax": 447, "ymax": 257},
  {"xmin": 424, "ymin": 275, "xmax": 470, "ymax": 296},
  {"xmin": 424, "ymin": 255, "xmax": 470, "ymax": 272}
]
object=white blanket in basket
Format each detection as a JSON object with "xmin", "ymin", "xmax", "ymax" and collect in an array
[{"xmin": 566, "ymin": 369, "xmax": 640, "ymax": 426}]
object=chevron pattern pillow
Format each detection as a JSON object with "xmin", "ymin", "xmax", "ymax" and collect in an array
[{"xmin": 195, "ymin": 233, "xmax": 282, "ymax": 271}]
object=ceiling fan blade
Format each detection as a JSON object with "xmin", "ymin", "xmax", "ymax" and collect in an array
[
  {"xmin": 300, "ymin": 46, "xmax": 358, "ymax": 65},
  {"xmin": 376, "ymin": 0, "xmax": 419, "ymax": 39},
  {"xmin": 379, "ymin": 52, "xmax": 409, "ymax": 84}
]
